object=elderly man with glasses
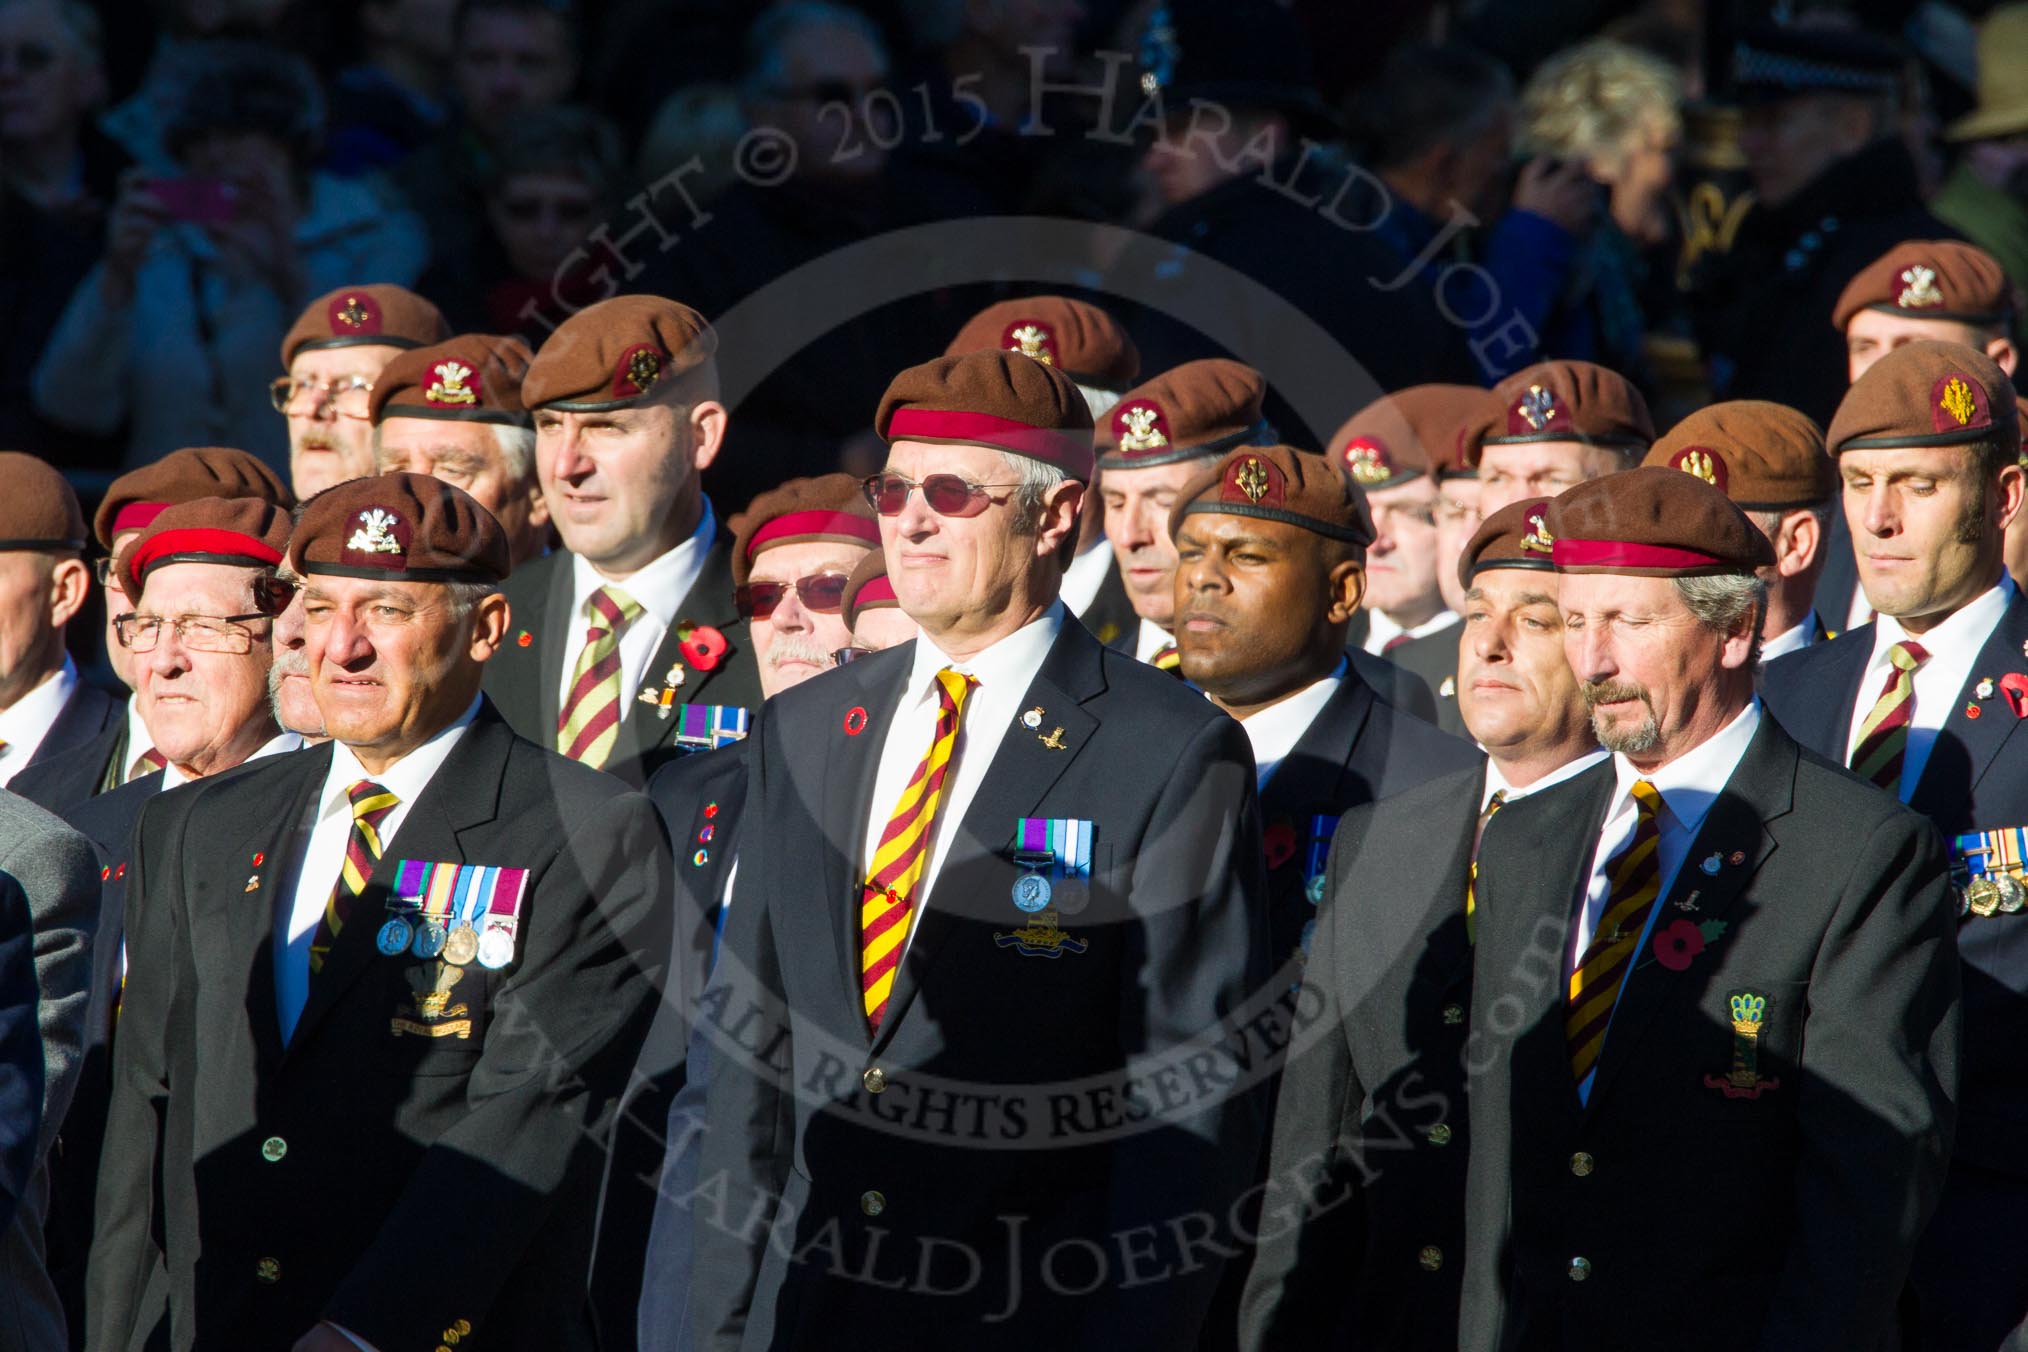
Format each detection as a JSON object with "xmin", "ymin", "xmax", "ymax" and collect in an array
[{"xmin": 275, "ymin": 284, "xmax": 450, "ymax": 499}]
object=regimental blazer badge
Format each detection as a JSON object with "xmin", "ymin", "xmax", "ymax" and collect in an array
[{"xmin": 1703, "ymin": 990, "xmax": 1780, "ymax": 1099}]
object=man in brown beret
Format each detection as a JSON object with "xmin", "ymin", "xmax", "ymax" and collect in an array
[
  {"xmin": 1763, "ymin": 339, "xmax": 2028, "ymax": 1351},
  {"xmin": 1243, "ymin": 498, "xmax": 1602, "ymax": 1352},
  {"xmin": 842, "ymin": 551, "xmax": 917, "ymax": 654},
  {"xmin": 1461, "ymin": 466, "xmax": 1956, "ymax": 1351},
  {"xmin": 0, "ymin": 453, "xmax": 109, "ymax": 796},
  {"xmin": 1643, "ymin": 400, "xmax": 1839, "ymax": 661},
  {"xmin": 482, "ymin": 294, "xmax": 761, "ymax": 785},
  {"xmin": 277, "ymin": 284, "xmax": 452, "ymax": 500},
  {"xmin": 369, "ymin": 333, "xmax": 550, "ymax": 565},
  {"xmin": 693, "ymin": 349, "xmax": 1268, "ymax": 1348},
  {"xmin": 1471, "ymin": 360, "xmax": 1654, "ymax": 519},
  {"xmin": 727, "ymin": 474, "xmax": 882, "ymax": 702},
  {"xmin": 90, "ymin": 472, "xmax": 672, "ymax": 1352},
  {"xmin": 1837, "ymin": 239, "xmax": 2018, "ymax": 382}
]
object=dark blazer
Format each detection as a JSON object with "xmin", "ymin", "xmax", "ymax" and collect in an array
[
  {"xmin": 1075, "ymin": 554, "xmax": 1136, "ymax": 650},
  {"xmin": 87, "ymin": 708, "xmax": 673, "ymax": 1352},
  {"xmin": 593, "ymin": 742, "xmax": 749, "ymax": 1352},
  {"xmin": 1762, "ymin": 592, "xmax": 2028, "ymax": 1351},
  {"xmin": 10, "ymin": 686, "xmax": 124, "ymax": 816},
  {"xmin": 1379, "ymin": 623, "xmax": 1465, "ymax": 736},
  {"xmin": 481, "ymin": 534, "xmax": 763, "ymax": 787},
  {"xmin": 1241, "ymin": 761, "xmax": 1488, "ymax": 1352},
  {"xmin": 0, "ymin": 871, "xmax": 41, "ymax": 1241},
  {"xmin": 691, "ymin": 618, "xmax": 1270, "ymax": 1349},
  {"xmin": 1460, "ymin": 716, "xmax": 1958, "ymax": 1352}
]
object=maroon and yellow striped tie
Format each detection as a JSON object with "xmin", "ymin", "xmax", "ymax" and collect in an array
[
  {"xmin": 1151, "ymin": 642, "xmax": 1182, "ymax": 676},
  {"xmin": 1566, "ymin": 780, "xmax": 1662, "ymax": 1083},
  {"xmin": 1849, "ymin": 640, "xmax": 1929, "ymax": 792},
  {"xmin": 128, "ymin": 746, "xmax": 167, "ymax": 782},
  {"xmin": 558, "ymin": 584, "xmax": 643, "ymax": 767},
  {"xmin": 309, "ymin": 780, "xmax": 399, "ymax": 974},
  {"xmin": 1464, "ymin": 790, "xmax": 1506, "ymax": 945},
  {"xmin": 859, "ymin": 669, "xmax": 976, "ymax": 1029}
]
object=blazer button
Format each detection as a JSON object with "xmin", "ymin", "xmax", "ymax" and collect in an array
[
  {"xmin": 860, "ymin": 1190, "xmax": 886, "ymax": 1217},
  {"xmin": 862, "ymin": 1067, "xmax": 887, "ymax": 1094},
  {"xmin": 1426, "ymin": 1123, "xmax": 1452, "ymax": 1147},
  {"xmin": 255, "ymin": 1256, "xmax": 281, "ymax": 1284},
  {"xmin": 1417, "ymin": 1245, "xmax": 1443, "ymax": 1271},
  {"xmin": 260, "ymin": 1136, "xmax": 287, "ymax": 1163},
  {"xmin": 1570, "ymin": 1151, "xmax": 1594, "ymax": 1177},
  {"xmin": 1568, "ymin": 1257, "xmax": 1591, "ymax": 1282}
]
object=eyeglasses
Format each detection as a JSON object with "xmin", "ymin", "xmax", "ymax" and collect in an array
[
  {"xmin": 250, "ymin": 573, "xmax": 298, "ymax": 617},
  {"xmin": 735, "ymin": 572, "xmax": 851, "ymax": 619},
  {"xmin": 861, "ymin": 473, "xmax": 1022, "ymax": 518},
  {"xmin": 92, "ymin": 556, "xmax": 124, "ymax": 590},
  {"xmin": 113, "ymin": 612, "xmax": 272, "ymax": 654},
  {"xmin": 832, "ymin": 645, "xmax": 873, "ymax": 665},
  {"xmin": 269, "ymin": 374, "xmax": 374, "ymax": 419}
]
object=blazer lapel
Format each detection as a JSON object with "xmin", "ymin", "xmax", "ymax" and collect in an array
[
  {"xmin": 1258, "ymin": 675, "xmax": 1375, "ymax": 833},
  {"xmin": 1790, "ymin": 625, "xmax": 1875, "ymax": 762},
  {"xmin": 872, "ymin": 625, "xmax": 1104, "ymax": 1050},
  {"xmin": 1911, "ymin": 592, "xmax": 2028, "ymax": 832},
  {"xmin": 533, "ymin": 551, "xmax": 577, "ymax": 737},
  {"xmin": 1584, "ymin": 719, "xmax": 1793, "ymax": 1114},
  {"xmin": 622, "ymin": 532, "xmax": 747, "ymax": 764},
  {"xmin": 1421, "ymin": 764, "xmax": 1488, "ymax": 993},
  {"xmin": 283, "ymin": 717, "xmax": 512, "ymax": 1058}
]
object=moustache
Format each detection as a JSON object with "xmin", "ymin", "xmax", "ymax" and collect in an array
[
  {"xmin": 765, "ymin": 634, "xmax": 835, "ymax": 671},
  {"xmin": 1582, "ymin": 679, "xmax": 1652, "ymax": 711}
]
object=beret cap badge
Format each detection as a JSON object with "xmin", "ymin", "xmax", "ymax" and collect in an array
[
  {"xmin": 615, "ymin": 344, "xmax": 666, "ymax": 399},
  {"xmin": 1518, "ymin": 384, "xmax": 1557, "ymax": 432},
  {"xmin": 1521, "ymin": 507, "xmax": 1555, "ymax": 555},
  {"xmin": 332, "ymin": 293, "xmax": 379, "ymax": 332},
  {"xmin": 1670, "ymin": 446, "xmax": 1729, "ymax": 493},
  {"xmin": 1006, "ymin": 322, "xmax": 1056, "ymax": 365},
  {"xmin": 1939, "ymin": 375, "xmax": 1979, "ymax": 427},
  {"xmin": 1235, "ymin": 457, "xmax": 1271, "ymax": 504},
  {"xmin": 1342, "ymin": 437, "xmax": 1393, "ymax": 487},
  {"xmin": 1117, "ymin": 403, "xmax": 1169, "ymax": 453},
  {"xmin": 346, "ymin": 508, "xmax": 407, "ymax": 559},
  {"xmin": 424, "ymin": 359, "xmax": 480, "ymax": 407},
  {"xmin": 1898, "ymin": 264, "xmax": 1944, "ymax": 309}
]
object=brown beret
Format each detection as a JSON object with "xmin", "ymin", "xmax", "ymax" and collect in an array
[
  {"xmin": 842, "ymin": 549, "xmax": 898, "ymax": 630},
  {"xmin": 1097, "ymin": 359, "xmax": 1270, "ymax": 471},
  {"xmin": 1330, "ymin": 384, "xmax": 1479, "ymax": 491},
  {"xmin": 522, "ymin": 295, "xmax": 717, "ymax": 413},
  {"xmin": 0, "ymin": 453, "xmax": 85, "ymax": 552},
  {"xmin": 728, "ymin": 474, "xmax": 879, "ymax": 588},
  {"xmin": 369, "ymin": 334, "xmax": 535, "ymax": 427},
  {"xmin": 117, "ymin": 496, "xmax": 291, "ymax": 596},
  {"xmin": 877, "ymin": 350, "xmax": 1096, "ymax": 479},
  {"xmin": 1643, "ymin": 401, "xmax": 1835, "ymax": 510},
  {"xmin": 1826, "ymin": 339, "xmax": 2021, "ymax": 462},
  {"xmin": 1543, "ymin": 465, "xmax": 1775, "ymax": 577},
  {"xmin": 944, "ymin": 297, "xmax": 1141, "ymax": 393},
  {"xmin": 289, "ymin": 472, "xmax": 509, "ymax": 584},
  {"xmin": 281, "ymin": 285, "xmax": 451, "ymax": 365},
  {"xmin": 1171, "ymin": 444, "xmax": 1376, "ymax": 551},
  {"xmin": 1832, "ymin": 240, "xmax": 2015, "ymax": 331},
  {"xmin": 1459, "ymin": 496, "xmax": 1558, "ymax": 589},
  {"xmin": 1476, "ymin": 361, "xmax": 1655, "ymax": 457},
  {"xmin": 94, "ymin": 446, "xmax": 292, "ymax": 550}
]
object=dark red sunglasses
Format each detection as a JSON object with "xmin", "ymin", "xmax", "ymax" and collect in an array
[
  {"xmin": 860, "ymin": 473, "xmax": 1021, "ymax": 518},
  {"xmin": 735, "ymin": 572, "xmax": 850, "ymax": 619}
]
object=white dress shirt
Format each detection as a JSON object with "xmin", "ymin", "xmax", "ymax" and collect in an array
[
  {"xmin": 1481, "ymin": 748, "xmax": 1609, "ymax": 812},
  {"xmin": 274, "ymin": 698, "xmax": 479, "ymax": 1046},
  {"xmin": 555, "ymin": 499, "xmax": 717, "ymax": 721},
  {"xmin": 1058, "ymin": 539, "xmax": 1113, "ymax": 618},
  {"xmin": 1843, "ymin": 575, "xmax": 2011, "ymax": 801},
  {"xmin": 1572, "ymin": 699, "xmax": 1762, "ymax": 1103},
  {"xmin": 160, "ymin": 730, "xmax": 304, "ymax": 790},
  {"xmin": 1758, "ymin": 609, "xmax": 1821, "ymax": 664},
  {"xmin": 0, "ymin": 657, "xmax": 77, "ymax": 786},
  {"xmin": 860, "ymin": 606, "xmax": 1064, "ymax": 936},
  {"xmin": 1362, "ymin": 608, "xmax": 1459, "ymax": 655},
  {"xmin": 1134, "ymin": 617, "xmax": 1172, "ymax": 664},
  {"xmin": 120, "ymin": 695, "xmax": 153, "ymax": 783},
  {"xmin": 1235, "ymin": 661, "xmax": 1344, "ymax": 786}
]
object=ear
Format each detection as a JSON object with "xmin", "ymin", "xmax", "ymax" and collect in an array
[
  {"xmin": 1035, "ymin": 480, "xmax": 1084, "ymax": 560},
  {"xmin": 524, "ymin": 475, "xmax": 551, "ymax": 531},
  {"xmin": 1718, "ymin": 601, "xmax": 1759, "ymax": 672},
  {"xmin": 1778, "ymin": 509, "xmax": 1821, "ymax": 578},
  {"xmin": 688, "ymin": 400, "xmax": 729, "ymax": 473},
  {"xmin": 1326, "ymin": 558, "xmax": 1366, "ymax": 624},
  {"xmin": 48, "ymin": 557, "xmax": 89, "ymax": 629},
  {"xmin": 1995, "ymin": 460, "xmax": 2027, "ymax": 533},
  {"xmin": 467, "ymin": 592, "xmax": 511, "ymax": 663},
  {"xmin": 1987, "ymin": 335, "xmax": 2018, "ymax": 378}
]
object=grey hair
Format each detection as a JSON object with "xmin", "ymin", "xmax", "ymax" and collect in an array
[
  {"xmin": 491, "ymin": 423, "xmax": 537, "ymax": 482},
  {"xmin": 1746, "ymin": 504, "xmax": 1834, "ymax": 539},
  {"xmin": 1078, "ymin": 385, "xmax": 1122, "ymax": 421},
  {"xmin": 1673, "ymin": 572, "xmax": 1767, "ymax": 665},
  {"xmin": 999, "ymin": 452, "xmax": 1069, "ymax": 532},
  {"xmin": 442, "ymin": 580, "xmax": 502, "ymax": 622}
]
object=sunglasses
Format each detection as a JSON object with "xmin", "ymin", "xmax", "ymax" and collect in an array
[
  {"xmin": 833, "ymin": 645, "xmax": 873, "ymax": 665},
  {"xmin": 734, "ymin": 572, "xmax": 850, "ymax": 619},
  {"xmin": 860, "ymin": 473, "xmax": 1022, "ymax": 518}
]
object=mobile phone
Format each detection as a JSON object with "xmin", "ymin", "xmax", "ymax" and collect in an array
[{"xmin": 139, "ymin": 177, "xmax": 239, "ymax": 224}]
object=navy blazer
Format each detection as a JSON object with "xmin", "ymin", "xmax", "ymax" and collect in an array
[{"xmin": 9, "ymin": 685, "xmax": 122, "ymax": 816}]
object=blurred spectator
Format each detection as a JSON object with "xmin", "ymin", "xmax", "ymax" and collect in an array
[
  {"xmin": 392, "ymin": 0, "xmax": 580, "ymax": 279},
  {"xmin": 1933, "ymin": 4, "xmax": 2028, "ymax": 348},
  {"xmin": 324, "ymin": 0, "xmax": 458, "ymax": 176},
  {"xmin": 1697, "ymin": 22, "xmax": 1955, "ymax": 423},
  {"xmin": 1518, "ymin": 38, "xmax": 1683, "ymax": 382},
  {"xmin": 1357, "ymin": 42, "xmax": 1596, "ymax": 385},
  {"xmin": 0, "ymin": 0, "xmax": 126, "ymax": 465},
  {"xmin": 29, "ymin": 41, "xmax": 426, "ymax": 471},
  {"xmin": 419, "ymin": 104, "xmax": 624, "ymax": 342},
  {"xmin": 638, "ymin": 82, "xmax": 746, "ymax": 209}
]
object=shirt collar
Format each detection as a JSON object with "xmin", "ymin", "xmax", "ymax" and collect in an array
[
  {"xmin": 1483, "ymin": 746, "xmax": 1609, "ymax": 809},
  {"xmin": 321, "ymin": 696, "xmax": 480, "ymax": 817},
  {"xmin": 1758, "ymin": 610, "xmax": 1819, "ymax": 664},
  {"xmin": 908, "ymin": 603, "xmax": 1066, "ymax": 701},
  {"xmin": 0, "ymin": 656, "xmax": 76, "ymax": 749},
  {"xmin": 569, "ymin": 497, "xmax": 717, "ymax": 632},
  {"xmin": 1234, "ymin": 660, "xmax": 1347, "ymax": 782},
  {"xmin": 1609, "ymin": 697, "xmax": 1762, "ymax": 837},
  {"xmin": 1869, "ymin": 573, "xmax": 2013, "ymax": 671},
  {"xmin": 1134, "ymin": 617, "xmax": 1172, "ymax": 663}
]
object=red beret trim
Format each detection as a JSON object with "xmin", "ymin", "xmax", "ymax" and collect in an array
[
  {"xmin": 128, "ymin": 527, "xmax": 283, "ymax": 586},
  {"xmin": 112, "ymin": 502, "xmax": 168, "ymax": 535},
  {"xmin": 749, "ymin": 510, "xmax": 880, "ymax": 557},
  {"xmin": 886, "ymin": 408, "xmax": 1085, "ymax": 461},
  {"xmin": 1551, "ymin": 539, "xmax": 1727, "ymax": 571},
  {"xmin": 854, "ymin": 575, "xmax": 897, "ymax": 607}
]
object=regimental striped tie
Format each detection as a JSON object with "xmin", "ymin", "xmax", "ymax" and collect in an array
[
  {"xmin": 859, "ymin": 668, "xmax": 976, "ymax": 1030},
  {"xmin": 310, "ymin": 780, "xmax": 399, "ymax": 974},
  {"xmin": 1849, "ymin": 640, "xmax": 1930, "ymax": 792},
  {"xmin": 128, "ymin": 746, "xmax": 167, "ymax": 782},
  {"xmin": 1151, "ymin": 643, "xmax": 1183, "ymax": 676},
  {"xmin": 1464, "ymin": 790, "xmax": 1506, "ymax": 946},
  {"xmin": 1566, "ymin": 780, "xmax": 1662, "ymax": 1084},
  {"xmin": 557, "ymin": 584, "xmax": 643, "ymax": 768}
]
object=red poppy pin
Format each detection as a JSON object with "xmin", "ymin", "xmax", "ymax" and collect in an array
[
  {"xmin": 517, "ymin": 630, "xmax": 533, "ymax": 648},
  {"xmin": 844, "ymin": 706, "xmax": 869, "ymax": 735},
  {"xmin": 1263, "ymin": 821, "xmax": 1297, "ymax": 870},
  {"xmin": 1653, "ymin": 919, "xmax": 1706, "ymax": 971},
  {"xmin": 678, "ymin": 622, "xmax": 727, "ymax": 672},
  {"xmin": 2000, "ymin": 672, "xmax": 2028, "ymax": 718}
]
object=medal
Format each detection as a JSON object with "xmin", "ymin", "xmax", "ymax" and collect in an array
[
  {"xmin": 478, "ymin": 923, "xmax": 517, "ymax": 969},
  {"xmin": 1012, "ymin": 872, "xmax": 1052, "ymax": 912},
  {"xmin": 411, "ymin": 920, "xmax": 448, "ymax": 959},
  {"xmin": 444, "ymin": 924, "xmax": 480, "ymax": 966},
  {"xmin": 1052, "ymin": 876, "xmax": 1089, "ymax": 916},
  {"xmin": 376, "ymin": 916, "xmax": 414, "ymax": 956},
  {"xmin": 1998, "ymin": 874, "xmax": 2027, "ymax": 914},
  {"xmin": 1967, "ymin": 877, "xmax": 2003, "ymax": 917}
]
